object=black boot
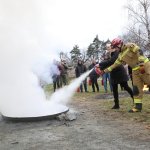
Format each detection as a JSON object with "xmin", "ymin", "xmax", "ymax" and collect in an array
[
  {"xmin": 129, "ymin": 103, "xmax": 142, "ymax": 113},
  {"xmin": 112, "ymin": 104, "xmax": 120, "ymax": 109},
  {"xmin": 112, "ymin": 100, "xmax": 120, "ymax": 109}
]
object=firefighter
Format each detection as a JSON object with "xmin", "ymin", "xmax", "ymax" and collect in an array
[{"xmin": 102, "ymin": 38, "xmax": 150, "ymax": 112}]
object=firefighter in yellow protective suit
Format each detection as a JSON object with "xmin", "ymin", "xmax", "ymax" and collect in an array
[{"xmin": 103, "ymin": 38, "xmax": 150, "ymax": 113}]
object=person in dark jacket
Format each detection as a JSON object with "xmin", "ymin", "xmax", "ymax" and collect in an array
[
  {"xmin": 99, "ymin": 44, "xmax": 133, "ymax": 109},
  {"xmin": 88, "ymin": 59, "xmax": 99, "ymax": 92},
  {"xmin": 59, "ymin": 59, "xmax": 68, "ymax": 87},
  {"xmin": 75, "ymin": 60, "xmax": 88, "ymax": 92}
]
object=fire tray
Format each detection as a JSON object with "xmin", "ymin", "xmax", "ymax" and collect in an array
[{"xmin": 2, "ymin": 107, "xmax": 69, "ymax": 122}]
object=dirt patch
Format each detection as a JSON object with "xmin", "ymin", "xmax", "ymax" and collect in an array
[
  {"xmin": 0, "ymin": 94, "xmax": 150, "ymax": 150},
  {"xmin": 95, "ymin": 91, "xmax": 150, "ymax": 100},
  {"xmin": 95, "ymin": 91, "xmax": 130, "ymax": 99}
]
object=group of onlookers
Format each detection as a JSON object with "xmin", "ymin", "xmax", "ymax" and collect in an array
[
  {"xmin": 51, "ymin": 38, "xmax": 150, "ymax": 113},
  {"xmin": 52, "ymin": 44, "xmax": 149, "ymax": 111}
]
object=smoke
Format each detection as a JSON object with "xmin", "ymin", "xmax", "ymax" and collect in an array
[
  {"xmin": 0, "ymin": 1, "xmax": 63, "ymax": 117},
  {"xmin": 32, "ymin": 58, "xmax": 60, "ymax": 87},
  {"xmin": 49, "ymin": 70, "xmax": 92, "ymax": 105},
  {"xmin": 0, "ymin": 0, "xmax": 93, "ymax": 118}
]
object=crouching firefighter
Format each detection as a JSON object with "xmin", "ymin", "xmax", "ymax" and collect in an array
[{"xmin": 102, "ymin": 38, "xmax": 150, "ymax": 113}]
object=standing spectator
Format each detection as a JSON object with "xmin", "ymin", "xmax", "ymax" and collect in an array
[
  {"xmin": 101, "ymin": 48, "xmax": 112, "ymax": 93},
  {"xmin": 51, "ymin": 60, "xmax": 61, "ymax": 92},
  {"xmin": 59, "ymin": 59, "xmax": 68, "ymax": 87},
  {"xmin": 99, "ymin": 43, "xmax": 133, "ymax": 109},
  {"xmin": 88, "ymin": 59, "xmax": 99, "ymax": 92},
  {"xmin": 75, "ymin": 60, "xmax": 88, "ymax": 92}
]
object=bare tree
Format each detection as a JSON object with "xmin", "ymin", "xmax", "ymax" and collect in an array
[
  {"xmin": 123, "ymin": 24, "xmax": 146, "ymax": 47},
  {"xmin": 59, "ymin": 51, "xmax": 73, "ymax": 66},
  {"xmin": 125, "ymin": 0, "xmax": 150, "ymax": 49}
]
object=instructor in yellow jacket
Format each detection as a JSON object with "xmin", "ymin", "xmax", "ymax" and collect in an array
[{"xmin": 103, "ymin": 38, "xmax": 150, "ymax": 113}]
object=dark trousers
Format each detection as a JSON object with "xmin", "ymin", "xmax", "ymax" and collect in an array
[
  {"xmin": 112, "ymin": 81, "xmax": 133, "ymax": 105},
  {"xmin": 90, "ymin": 76, "xmax": 99, "ymax": 92},
  {"xmin": 60, "ymin": 74, "xmax": 68, "ymax": 87},
  {"xmin": 80, "ymin": 79, "xmax": 88, "ymax": 92},
  {"xmin": 53, "ymin": 76, "xmax": 60, "ymax": 92}
]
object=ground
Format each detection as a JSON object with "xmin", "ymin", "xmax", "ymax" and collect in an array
[{"xmin": 0, "ymin": 91, "xmax": 150, "ymax": 150}]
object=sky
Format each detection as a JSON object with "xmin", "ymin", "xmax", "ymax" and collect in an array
[
  {"xmin": 0, "ymin": 0, "xmax": 128, "ymax": 56},
  {"xmin": 44, "ymin": 0, "xmax": 128, "ymax": 51},
  {"xmin": 42, "ymin": 0, "xmax": 128, "ymax": 52}
]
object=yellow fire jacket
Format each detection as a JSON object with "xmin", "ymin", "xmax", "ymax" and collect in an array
[{"xmin": 104, "ymin": 43, "xmax": 149, "ymax": 73}]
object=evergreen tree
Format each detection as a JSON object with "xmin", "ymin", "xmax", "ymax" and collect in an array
[
  {"xmin": 70, "ymin": 45, "xmax": 81, "ymax": 64},
  {"xmin": 87, "ymin": 35, "xmax": 105, "ymax": 61},
  {"xmin": 87, "ymin": 43, "xmax": 96, "ymax": 59}
]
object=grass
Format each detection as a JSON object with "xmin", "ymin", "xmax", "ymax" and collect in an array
[{"xmin": 44, "ymin": 77, "xmax": 150, "ymax": 125}]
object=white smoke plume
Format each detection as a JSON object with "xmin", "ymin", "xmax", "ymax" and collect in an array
[
  {"xmin": 0, "ymin": 1, "xmax": 64, "ymax": 117},
  {"xmin": 0, "ymin": 1, "xmax": 93, "ymax": 118},
  {"xmin": 32, "ymin": 58, "xmax": 61, "ymax": 87},
  {"xmin": 49, "ymin": 70, "xmax": 92, "ymax": 105}
]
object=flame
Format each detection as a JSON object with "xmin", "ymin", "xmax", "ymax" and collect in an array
[{"xmin": 143, "ymin": 85, "xmax": 149, "ymax": 92}]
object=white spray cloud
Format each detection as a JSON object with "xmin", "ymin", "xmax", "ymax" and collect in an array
[
  {"xmin": 32, "ymin": 57, "xmax": 61, "ymax": 86},
  {"xmin": 0, "ymin": 1, "xmax": 66, "ymax": 117},
  {"xmin": 0, "ymin": 0, "xmax": 93, "ymax": 118},
  {"xmin": 49, "ymin": 70, "xmax": 92, "ymax": 105}
]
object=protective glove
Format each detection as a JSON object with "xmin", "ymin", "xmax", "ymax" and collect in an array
[
  {"xmin": 139, "ymin": 65, "xmax": 145, "ymax": 74},
  {"xmin": 88, "ymin": 79, "xmax": 92, "ymax": 86},
  {"xmin": 104, "ymin": 68, "xmax": 109, "ymax": 73}
]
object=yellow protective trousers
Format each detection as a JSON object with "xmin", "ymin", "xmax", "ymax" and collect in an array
[{"xmin": 132, "ymin": 61, "xmax": 150, "ymax": 103}]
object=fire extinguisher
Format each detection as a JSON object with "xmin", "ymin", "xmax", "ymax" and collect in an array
[
  {"xmin": 94, "ymin": 65, "xmax": 104, "ymax": 76},
  {"xmin": 88, "ymin": 79, "xmax": 92, "ymax": 86},
  {"xmin": 76, "ymin": 87, "xmax": 80, "ymax": 92}
]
